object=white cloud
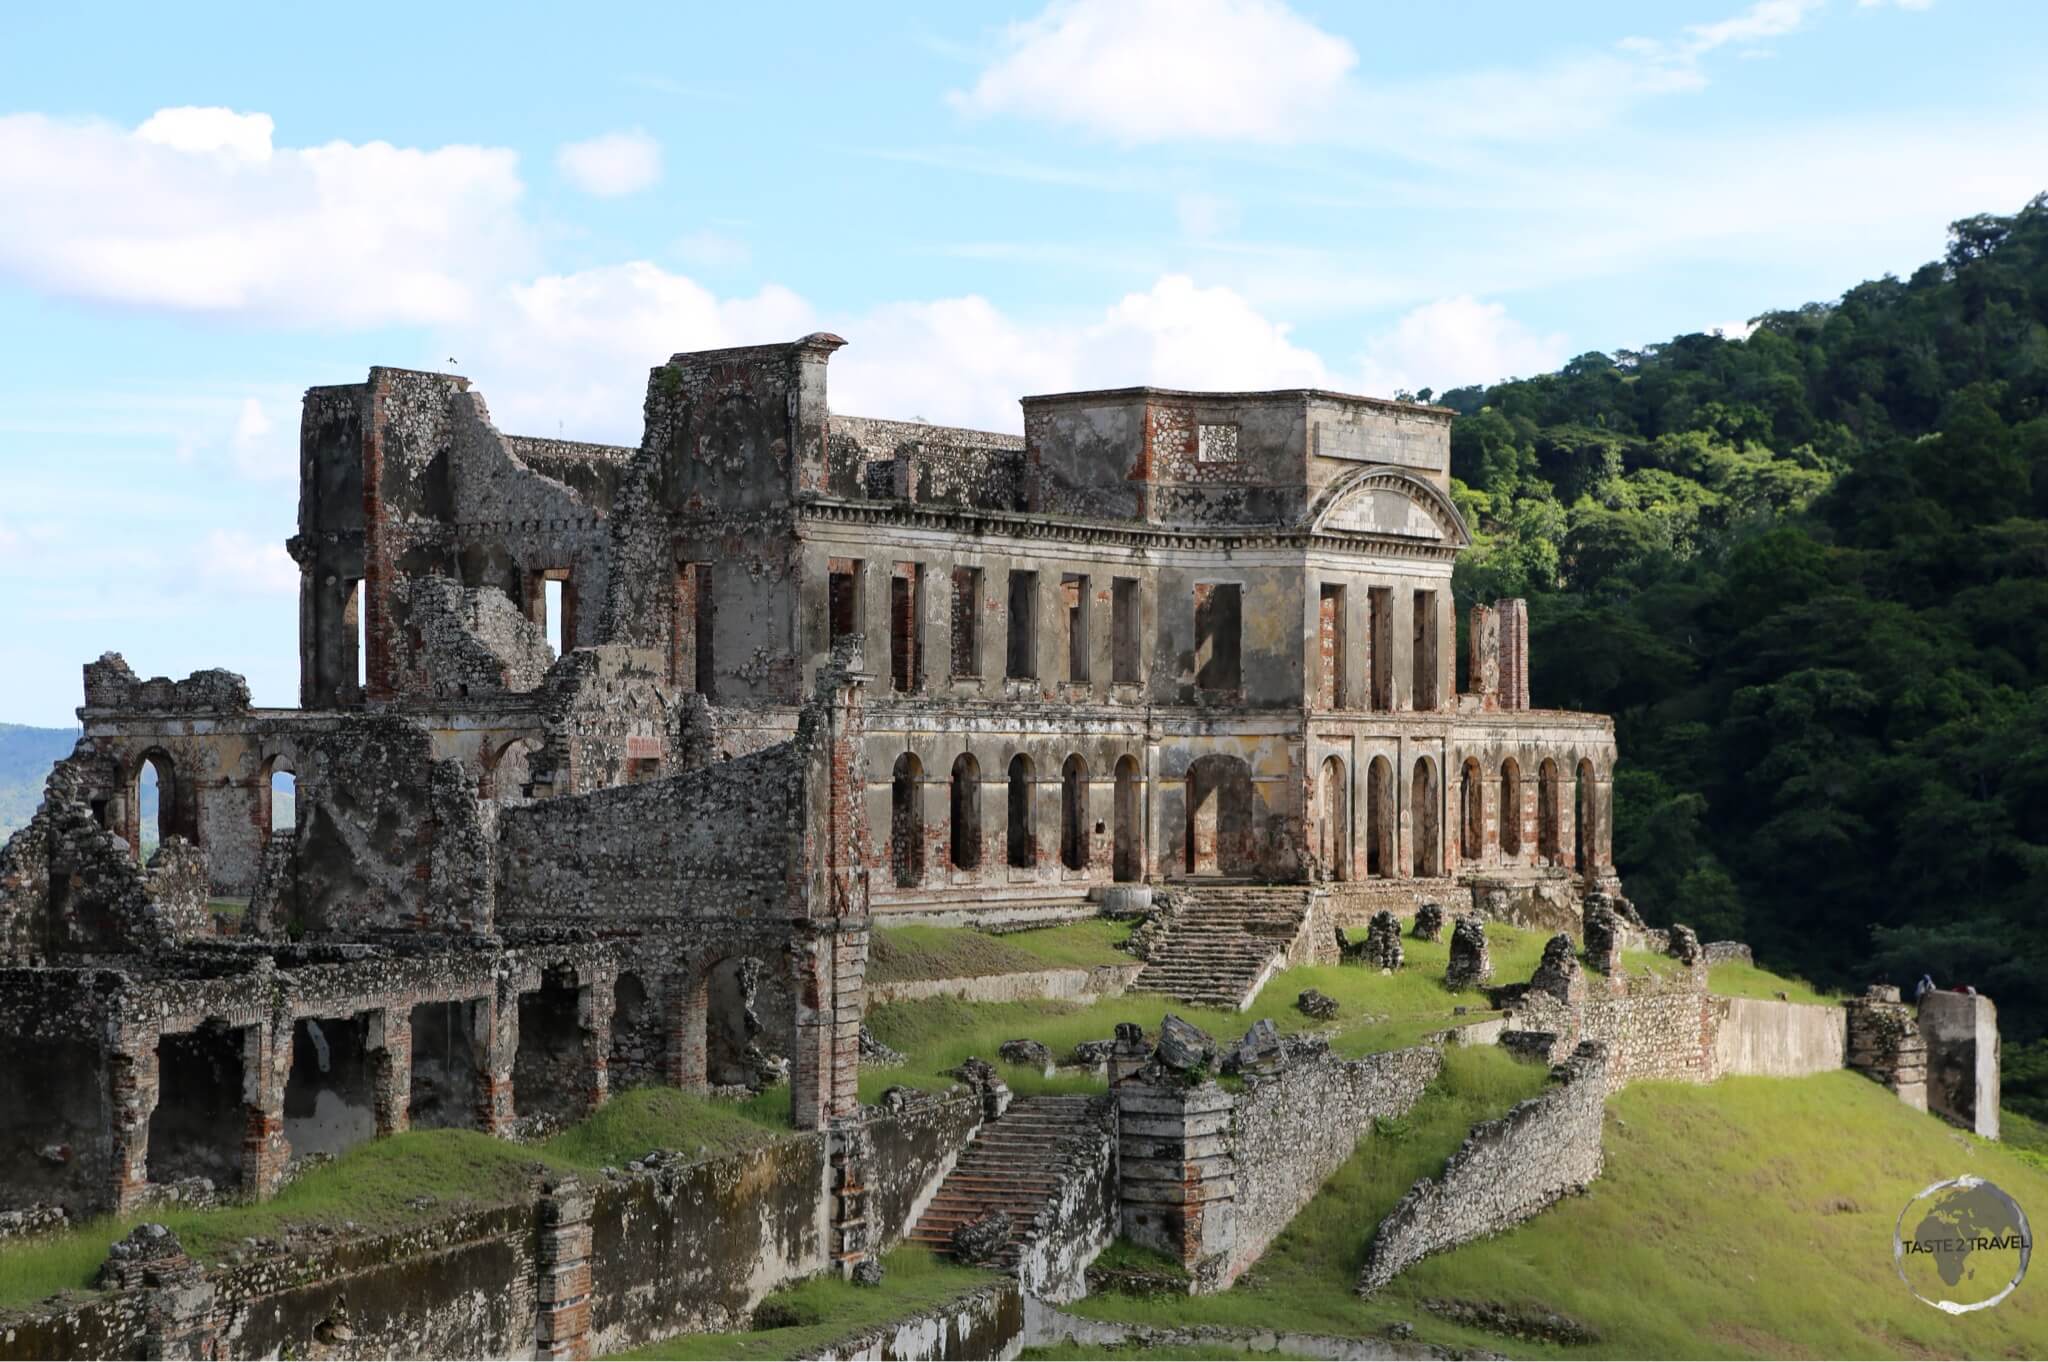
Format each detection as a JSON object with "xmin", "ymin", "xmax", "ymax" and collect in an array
[
  {"xmin": 0, "ymin": 107, "xmax": 529, "ymax": 326},
  {"xmin": 950, "ymin": 0, "xmax": 1357, "ymax": 143},
  {"xmin": 231, "ymin": 398, "xmax": 295, "ymax": 481},
  {"xmin": 1357, "ymin": 296, "xmax": 1568, "ymax": 397},
  {"xmin": 453, "ymin": 261, "xmax": 813, "ymax": 442},
  {"xmin": 555, "ymin": 129, "xmax": 662, "ymax": 196},
  {"xmin": 1708, "ymin": 318, "xmax": 1760, "ymax": 341}
]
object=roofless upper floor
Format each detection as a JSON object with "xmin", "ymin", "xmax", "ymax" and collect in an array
[{"xmin": 643, "ymin": 334, "xmax": 1455, "ymax": 530}]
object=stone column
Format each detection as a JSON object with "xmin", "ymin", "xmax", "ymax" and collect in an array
[
  {"xmin": 1114, "ymin": 1077, "xmax": 1237, "ymax": 1290},
  {"xmin": 107, "ymin": 1025, "xmax": 160, "ymax": 1216},
  {"xmin": 535, "ymin": 1177, "xmax": 594, "ymax": 1361},
  {"xmin": 1847, "ymin": 987, "xmax": 1927, "ymax": 1112},
  {"xmin": 828, "ymin": 1125, "xmax": 874, "ymax": 1276},
  {"xmin": 1919, "ymin": 992, "xmax": 2000, "ymax": 1139},
  {"xmin": 473, "ymin": 984, "xmax": 519, "ymax": 1136},
  {"xmin": 366, "ymin": 1006, "xmax": 412, "ymax": 1136},
  {"xmin": 242, "ymin": 1012, "xmax": 292, "ymax": 1201}
]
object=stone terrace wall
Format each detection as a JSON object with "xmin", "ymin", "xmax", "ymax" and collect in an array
[
  {"xmin": 1356, "ymin": 1043, "xmax": 1607, "ymax": 1296},
  {"xmin": 1224, "ymin": 1044, "xmax": 1442, "ymax": 1287},
  {"xmin": 1582, "ymin": 976, "xmax": 1715, "ymax": 1090},
  {"xmin": 0, "ymin": 1097, "xmax": 982, "ymax": 1362},
  {"xmin": 1712, "ymin": 997, "xmax": 1846, "ymax": 1079}
]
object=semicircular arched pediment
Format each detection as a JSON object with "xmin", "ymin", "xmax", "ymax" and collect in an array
[{"xmin": 1305, "ymin": 466, "xmax": 1471, "ymax": 547}]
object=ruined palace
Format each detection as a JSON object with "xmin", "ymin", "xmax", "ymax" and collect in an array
[{"xmin": 0, "ymin": 333, "xmax": 1617, "ymax": 1228}]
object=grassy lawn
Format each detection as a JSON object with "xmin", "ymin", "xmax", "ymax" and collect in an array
[
  {"xmin": 1023, "ymin": 1345, "xmax": 1318, "ymax": 1360},
  {"xmin": 0, "ymin": 1086, "xmax": 795, "ymax": 1311},
  {"xmin": 1065, "ymin": 1055, "xmax": 2048, "ymax": 1359},
  {"xmin": 868, "ymin": 918, "xmax": 1135, "ymax": 985},
  {"xmin": 609, "ymin": 1246, "xmax": 990, "ymax": 1360},
  {"xmin": 1065, "ymin": 1044, "xmax": 1552, "ymax": 1341},
  {"xmin": 1707, "ymin": 959, "xmax": 1840, "ymax": 1007},
  {"xmin": 861, "ymin": 923, "xmax": 1545, "ymax": 1103},
  {"xmin": 1384, "ymin": 1069, "xmax": 2048, "ymax": 1358}
]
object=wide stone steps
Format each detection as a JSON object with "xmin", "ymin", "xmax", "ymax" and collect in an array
[
  {"xmin": 909, "ymin": 1095, "xmax": 1102, "ymax": 1268},
  {"xmin": 1133, "ymin": 884, "xmax": 1318, "ymax": 1010}
]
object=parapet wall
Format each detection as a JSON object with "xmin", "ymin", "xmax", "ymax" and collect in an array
[{"xmin": 1356, "ymin": 1042, "xmax": 1607, "ymax": 1296}]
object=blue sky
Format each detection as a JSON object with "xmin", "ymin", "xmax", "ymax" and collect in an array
[{"xmin": 1, "ymin": 0, "xmax": 2044, "ymax": 725}]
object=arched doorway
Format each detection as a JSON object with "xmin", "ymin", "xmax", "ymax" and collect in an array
[
  {"xmin": 705, "ymin": 955, "xmax": 793, "ymax": 1091},
  {"xmin": 950, "ymin": 754, "xmax": 982, "ymax": 870},
  {"xmin": 1060, "ymin": 755, "xmax": 1089, "ymax": 871},
  {"xmin": 1007, "ymin": 755, "xmax": 1035, "ymax": 869},
  {"xmin": 1366, "ymin": 756, "xmax": 1394, "ymax": 878},
  {"xmin": 480, "ymin": 736, "xmax": 540, "ymax": 805},
  {"xmin": 1575, "ymin": 759, "xmax": 1598, "ymax": 873},
  {"xmin": 1318, "ymin": 756, "xmax": 1349, "ymax": 881},
  {"xmin": 1185, "ymin": 754, "xmax": 1255, "ymax": 876},
  {"xmin": 1459, "ymin": 758, "xmax": 1483, "ymax": 863},
  {"xmin": 891, "ymin": 753, "xmax": 924, "ymax": 887},
  {"xmin": 1537, "ymin": 758, "xmax": 1562, "ymax": 862},
  {"xmin": 1499, "ymin": 758, "xmax": 1522, "ymax": 856},
  {"xmin": 1113, "ymin": 755, "xmax": 1142, "ymax": 882},
  {"xmin": 1411, "ymin": 757, "xmax": 1440, "ymax": 878}
]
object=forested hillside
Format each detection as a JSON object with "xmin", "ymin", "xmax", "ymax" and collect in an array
[{"xmin": 1438, "ymin": 193, "xmax": 2048, "ymax": 1119}]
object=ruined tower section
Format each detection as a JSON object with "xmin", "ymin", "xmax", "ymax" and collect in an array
[{"xmin": 601, "ymin": 334, "xmax": 846, "ymax": 716}]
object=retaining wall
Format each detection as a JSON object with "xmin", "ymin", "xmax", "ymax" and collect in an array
[{"xmin": 1711, "ymin": 997, "xmax": 1846, "ymax": 1079}]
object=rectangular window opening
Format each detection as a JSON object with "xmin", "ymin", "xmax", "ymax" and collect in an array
[
  {"xmin": 1318, "ymin": 583, "xmax": 1346, "ymax": 709},
  {"xmin": 890, "ymin": 563, "xmax": 922, "ymax": 693},
  {"xmin": 1007, "ymin": 570, "xmax": 1039, "ymax": 679},
  {"xmin": 544, "ymin": 578, "xmax": 565, "ymax": 656},
  {"xmin": 1368, "ymin": 586, "xmax": 1393, "ymax": 711},
  {"xmin": 828, "ymin": 558, "xmax": 862, "ymax": 647},
  {"xmin": 1413, "ymin": 588, "xmax": 1439, "ymax": 711},
  {"xmin": 951, "ymin": 567, "xmax": 982, "ymax": 677},
  {"xmin": 1063, "ymin": 573, "xmax": 1089, "ymax": 683},
  {"xmin": 1111, "ymin": 577, "xmax": 1141, "ymax": 684},
  {"xmin": 1194, "ymin": 582, "xmax": 1242, "ymax": 691}
]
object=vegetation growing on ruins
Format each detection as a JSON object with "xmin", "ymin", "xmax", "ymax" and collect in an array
[
  {"xmin": 611, "ymin": 1246, "xmax": 990, "ymax": 1361},
  {"xmin": 1440, "ymin": 194, "xmax": 2048, "ymax": 1120},
  {"xmin": 860, "ymin": 925, "xmax": 1548, "ymax": 1100},
  {"xmin": 867, "ymin": 918, "xmax": 1135, "ymax": 985},
  {"xmin": 0, "ymin": 1088, "xmax": 798, "ymax": 1310}
]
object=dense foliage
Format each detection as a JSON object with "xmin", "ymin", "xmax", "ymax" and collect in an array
[{"xmin": 1437, "ymin": 194, "xmax": 2048, "ymax": 1119}]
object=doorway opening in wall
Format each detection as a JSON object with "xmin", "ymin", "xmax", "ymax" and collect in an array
[
  {"xmin": 1368, "ymin": 586, "xmax": 1393, "ymax": 710},
  {"xmin": 890, "ymin": 564, "xmax": 921, "ymax": 692},
  {"xmin": 1007, "ymin": 754, "xmax": 1036, "ymax": 869},
  {"xmin": 1411, "ymin": 757, "xmax": 1440, "ymax": 877},
  {"xmin": 829, "ymin": 558, "xmax": 862, "ymax": 647},
  {"xmin": 1575, "ymin": 759, "xmax": 1596, "ymax": 873},
  {"xmin": 1499, "ymin": 758, "xmax": 1522, "ymax": 856},
  {"xmin": 150, "ymin": 1022, "xmax": 246, "ymax": 1189},
  {"xmin": 282, "ymin": 1014, "xmax": 375, "ymax": 1160},
  {"xmin": 1319, "ymin": 755, "xmax": 1349, "ymax": 880},
  {"xmin": 407, "ymin": 1001, "xmax": 481, "ymax": 1131},
  {"xmin": 1537, "ymin": 759, "xmax": 1562, "ymax": 863},
  {"xmin": 1063, "ymin": 574, "xmax": 1089, "ymax": 683},
  {"xmin": 1366, "ymin": 756, "xmax": 1394, "ymax": 878},
  {"xmin": 1194, "ymin": 583, "xmax": 1243, "ymax": 691},
  {"xmin": 1317, "ymin": 584, "xmax": 1346, "ymax": 709},
  {"xmin": 706, "ymin": 956, "xmax": 791, "ymax": 1090},
  {"xmin": 1111, "ymin": 578, "xmax": 1141, "ymax": 684},
  {"xmin": 1185, "ymin": 754, "xmax": 1254, "ymax": 876},
  {"xmin": 891, "ymin": 753, "xmax": 925, "ymax": 888},
  {"xmin": 950, "ymin": 754, "xmax": 982, "ymax": 870},
  {"xmin": 1412, "ymin": 589, "xmax": 1439, "ymax": 710},
  {"xmin": 1060, "ymin": 755, "xmax": 1089, "ymax": 871},
  {"xmin": 1113, "ymin": 755, "xmax": 1142, "ymax": 882},
  {"xmin": 1460, "ymin": 758, "xmax": 1483, "ymax": 862}
]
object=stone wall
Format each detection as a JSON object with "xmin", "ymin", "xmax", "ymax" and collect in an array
[
  {"xmin": 804, "ymin": 1279, "xmax": 1025, "ymax": 1362},
  {"xmin": 1919, "ymin": 992, "xmax": 1999, "ymax": 1139},
  {"xmin": 1116, "ymin": 1042, "xmax": 1443, "ymax": 1291},
  {"xmin": 1011, "ymin": 1099, "xmax": 1117, "ymax": 1303},
  {"xmin": 1711, "ymin": 997, "xmax": 1846, "ymax": 1078},
  {"xmin": 0, "ymin": 1100, "xmax": 981, "ymax": 1362},
  {"xmin": 1356, "ymin": 1043, "xmax": 1607, "ymax": 1296}
]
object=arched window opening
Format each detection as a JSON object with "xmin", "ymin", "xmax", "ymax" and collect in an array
[
  {"xmin": 264, "ymin": 756, "xmax": 296, "ymax": 834},
  {"xmin": 1366, "ymin": 756, "xmax": 1394, "ymax": 878},
  {"xmin": 1575, "ymin": 759, "xmax": 1597, "ymax": 872},
  {"xmin": 1499, "ymin": 758, "xmax": 1522, "ymax": 856},
  {"xmin": 950, "ymin": 754, "xmax": 982, "ymax": 870},
  {"xmin": 1060, "ymin": 755, "xmax": 1089, "ymax": 871},
  {"xmin": 891, "ymin": 753, "xmax": 925, "ymax": 888},
  {"xmin": 136, "ymin": 752, "xmax": 174, "ymax": 859},
  {"xmin": 1113, "ymin": 755, "xmax": 1143, "ymax": 883},
  {"xmin": 1006, "ymin": 755, "xmax": 1035, "ymax": 869}
]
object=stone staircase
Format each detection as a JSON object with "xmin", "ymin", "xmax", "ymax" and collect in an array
[
  {"xmin": 1133, "ymin": 883, "xmax": 1320, "ymax": 1010},
  {"xmin": 908, "ymin": 1094, "xmax": 1105, "ymax": 1270}
]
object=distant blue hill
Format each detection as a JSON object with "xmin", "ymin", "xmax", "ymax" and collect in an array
[{"xmin": 0, "ymin": 722, "xmax": 83, "ymax": 839}]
